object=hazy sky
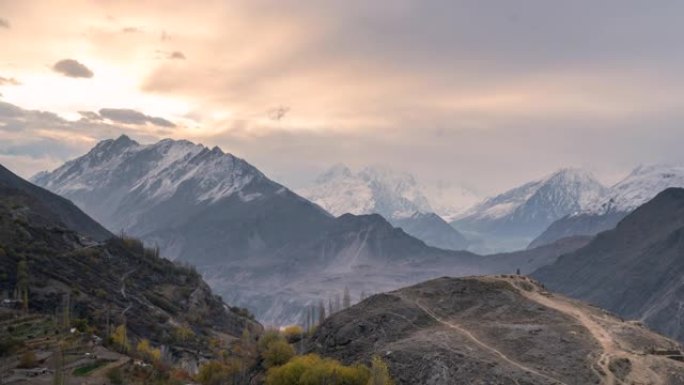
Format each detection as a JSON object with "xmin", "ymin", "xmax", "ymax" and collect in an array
[{"xmin": 2, "ymin": 0, "xmax": 684, "ymax": 198}]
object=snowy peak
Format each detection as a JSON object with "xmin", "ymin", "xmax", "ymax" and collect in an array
[
  {"xmin": 452, "ymin": 168, "xmax": 606, "ymax": 251},
  {"xmin": 32, "ymin": 136, "xmax": 268, "ymax": 206},
  {"xmin": 299, "ymin": 164, "xmax": 432, "ymax": 218},
  {"xmin": 585, "ymin": 164, "xmax": 684, "ymax": 215},
  {"xmin": 459, "ymin": 168, "xmax": 606, "ymax": 222}
]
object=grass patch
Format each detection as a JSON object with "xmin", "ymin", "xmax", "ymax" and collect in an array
[{"xmin": 72, "ymin": 359, "xmax": 111, "ymax": 376}]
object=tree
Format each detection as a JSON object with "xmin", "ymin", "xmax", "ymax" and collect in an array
[
  {"xmin": 52, "ymin": 344, "xmax": 65, "ymax": 385},
  {"xmin": 328, "ymin": 298, "xmax": 333, "ymax": 316},
  {"xmin": 317, "ymin": 300, "xmax": 326, "ymax": 325},
  {"xmin": 367, "ymin": 356, "xmax": 394, "ymax": 385},
  {"xmin": 360, "ymin": 291, "xmax": 367, "ymax": 302},
  {"xmin": 334, "ymin": 294, "xmax": 341, "ymax": 313},
  {"xmin": 136, "ymin": 339, "xmax": 161, "ymax": 362},
  {"xmin": 16, "ymin": 258, "xmax": 29, "ymax": 313},
  {"xmin": 197, "ymin": 361, "xmax": 237, "ymax": 385},
  {"xmin": 516, "ymin": 268, "xmax": 521, "ymax": 275},
  {"xmin": 343, "ymin": 286, "xmax": 351, "ymax": 309},
  {"xmin": 111, "ymin": 324, "xmax": 130, "ymax": 353}
]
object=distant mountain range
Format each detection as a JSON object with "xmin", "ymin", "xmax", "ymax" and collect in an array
[
  {"xmin": 533, "ymin": 187, "xmax": 684, "ymax": 343},
  {"xmin": 451, "ymin": 168, "xmax": 606, "ymax": 253},
  {"xmin": 530, "ymin": 164, "xmax": 684, "ymax": 248},
  {"xmin": 299, "ymin": 165, "xmax": 470, "ymax": 250}
]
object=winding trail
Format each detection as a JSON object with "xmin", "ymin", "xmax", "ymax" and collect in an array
[
  {"xmin": 395, "ymin": 293, "xmax": 567, "ymax": 385},
  {"xmin": 514, "ymin": 280, "xmax": 666, "ymax": 385}
]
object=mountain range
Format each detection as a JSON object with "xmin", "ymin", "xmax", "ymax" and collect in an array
[
  {"xmin": 530, "ymin": 164, "xmax": 684, "ymax": 248},
  {"xmin": 450, "ymin": 168, "xmax": 606, "ymax": 253},
  {"xmin": 299, "ymin": 165, "xmax": 470, "ymax": 250},
  {"xmin": 31, "ymin": 137, "xmax": 597, "ymax": 325}
]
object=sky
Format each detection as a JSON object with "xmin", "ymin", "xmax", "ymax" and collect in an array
[{"xmin": 2, "ymin": 0, "xmax": 684, "ymax": 203}]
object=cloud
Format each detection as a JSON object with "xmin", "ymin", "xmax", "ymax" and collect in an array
[
  {"xmin": 121, "ymin": 27, "xmax": 140, "ymax": 33},
  {"xmin": 98, "ymin": 108, "xmax": 175, "ymax": 127},
  {"xmin": 0, "ymin": 76, "xmax": 20, "ymax": 86},
  {"xmin": 52, "ymin": 59, "xmax": 94, "ymax": 78},
  {"xmin": 78, "ymin": 111, "xmax": 102, "ymax": 121},
  {"xmin": 0, "ymin": 18, "xmax": 9, "ymax": 29},
  {"xmin": 0, "ymin": 101, "xmax": 170, "ymax": 177},
  {"xmin": 169, "ymin": 51, "xmax": 185, "ymax": 60},
  {"xmin": 267, "ymin": 106, "xmax": 290, "ymax": 121}
]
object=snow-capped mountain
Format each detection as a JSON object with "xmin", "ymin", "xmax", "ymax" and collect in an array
[
  {"xmin": 452, "ymin": 168, "xmax": 606, "ymax": 253},
  {"xmin": 300, "ymin": 164, "xmax": 432, "ymax": 218},
  {"xmin": 299, "ymin": 165, "xmax": 470, "ymax": 250},
  {"xmin": 530, "ymin": 164, "xmax": 684, "ymax": 248}
]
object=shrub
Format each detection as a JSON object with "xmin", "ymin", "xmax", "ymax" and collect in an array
[
  {"xmin": 266, "ymin": 354, "xmax": 371, "ymax": 385},
  {"xmin": 196, "ymin": 361, "xmax": 240, "ymax": 385},
  {"xmin": 107, "ymin": 367, "xmax": 124, "ymax": 385},
  {"xmin": 18, "ymin": 351, "xmax": 38, "ymax": 368},
  {"xmin": 282, "ymin": 325, "xmax": 303, "ymax": 342},
  {"xmin": 263, "ymin": 340, "xmax": 295, "ymax": 368},
  {"xmin": 257, "ymin": 329, "xmax": 283, "ymax": 353}
]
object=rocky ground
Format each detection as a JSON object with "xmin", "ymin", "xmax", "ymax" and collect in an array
[{"xmin": 308, "ymin": 275, "xmax": 684, "ymax": 385}]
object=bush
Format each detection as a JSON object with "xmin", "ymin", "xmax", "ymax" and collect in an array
[
  {"xmin": 263, "ymin": 340, "xmax": 295, "ymax": 368},
  {"xmin": 266, "ymin": 354, "xmax": 371, "ymax": 385},
  {"xmin": 257, "ymin": 329, "xmax": 283, "ymax": 353},
  {"xmin": 282, "ymin": 325, "xmax": 303, "ymax": 342},
  {"xmin": 196, "ymin": 361, "xmax": 240, "ymax": 385},
  {"xmin": 18, "ymin": 351, "xmax": 38, "ymax": 368},
  {"xmin": 107, "ymin": 367, "xmax": 124, "ymax": 385}
]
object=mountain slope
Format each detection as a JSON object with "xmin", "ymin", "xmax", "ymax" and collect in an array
[
  {"xmin": 0, "ymin": 164, "xmax": 111, "ymax": 241},
  {"xmin": 391, "ymin": 212, "xmax": 469, "ymax": 250},
  {"xmin": 533, "ymin": 188, "xmax": 684, "ymax": 343},
  {"xmin": 0, "ymin": 165, "xmax": 261, "ymax": 352},
  {"xmin": 452, "ymin": 168, "xmax": 606, "ymax": 252},
  {"xmin": 300, "ymin": 165, "xmax": 469, "ymax": 250},
  {"xmin": 308, "ymin": 276, "xmax": 684, "ymax": 385},
  {"xmin": 531, "ymin": 164, "xmax": 684, "ymax": 248},
  {"xmin": 205, "ymin": 213, "xmax": 483, "ymax": 325}
]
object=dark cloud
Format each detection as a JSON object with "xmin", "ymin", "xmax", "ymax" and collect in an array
[
  {"xmin": 267, "ymin": 106, "xmax": 290, "ymax": 121},
  {"xmin": 0, "ymin": 76, "xmax": 20, "ymax": 86},
  {"xmin": 0, "ymin": 18, "xmax": 9, "ymax": 29},
  {"xmin": 98, "ymin": 108, "xmax": 175, "ymax": 127},
  {"xmin": 169, "ymin": 51, "xmax": 185, "ymax": 60},
  {"xmin": 52, "ymin": 59, "xmax": 94, "ymax": 78}
]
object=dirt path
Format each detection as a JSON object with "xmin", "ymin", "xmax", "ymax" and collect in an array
[
  {"xmin": 396, "ymin": 293, "xmax": 567, "ymax": 385},
  {"xmin": 517, "ymin": 283, "xmax": 665, "ymax": 385}
]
